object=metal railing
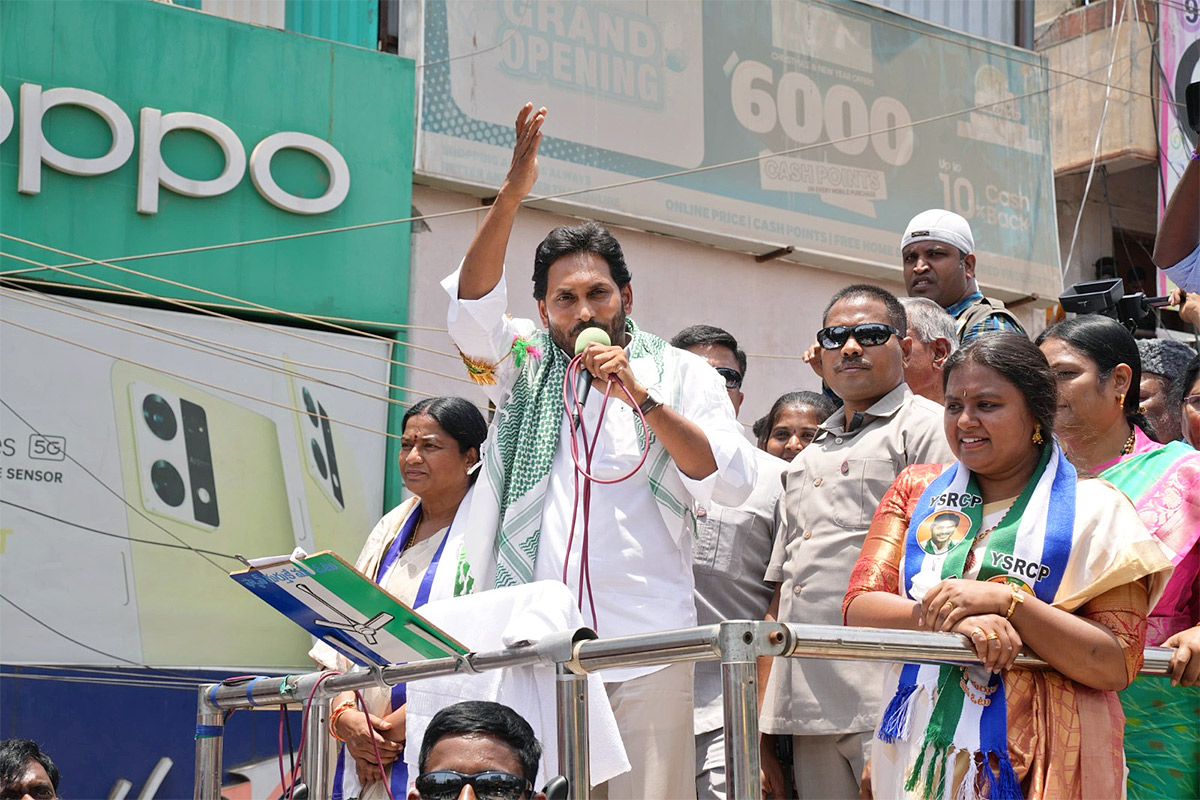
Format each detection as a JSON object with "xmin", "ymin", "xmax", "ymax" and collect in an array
[{"xmin": 193, "ymin": 621, "xmax": 1177, "ymax": 800}]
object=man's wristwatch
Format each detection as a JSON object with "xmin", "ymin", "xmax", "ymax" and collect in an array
[{"xmin": 638, "ymin": 388, "xmax": 664, "ymax": 416}]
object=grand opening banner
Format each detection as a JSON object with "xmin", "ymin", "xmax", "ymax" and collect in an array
[{"xmin": 417, "ymin": 0, "xmax": 1061, "ymax": 299}]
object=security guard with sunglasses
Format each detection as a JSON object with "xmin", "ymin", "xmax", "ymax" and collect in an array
[{"xmin": 759, "ymin": 285, "xmax": 953, "ymax": 799}]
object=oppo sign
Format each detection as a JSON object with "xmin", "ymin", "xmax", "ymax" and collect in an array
[{"xmin": 0, "ymin": 83, "xmax": 350, "ymax": 215}]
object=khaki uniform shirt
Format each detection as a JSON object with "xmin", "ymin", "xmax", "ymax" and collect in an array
[
  {"xmin": 693, "ymin": 447, "xmax": 787, "ymax": 734},
  {"xmin": 761, "ymin": 383, "xmax": 954, "ymax": 735}
]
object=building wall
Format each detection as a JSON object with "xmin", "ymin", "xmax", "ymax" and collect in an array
[{"xmin": 1037, "ymin": 2, "xmax": 1158, "ymax": 174}]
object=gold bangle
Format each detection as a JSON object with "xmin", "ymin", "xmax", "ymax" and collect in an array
[
  {"xmin": 1005, "ymin": 584, "xmax": 1025, "ymax": 619},
  {"xmin": 329, "ymin": 701, "xmax": 357, "ymax": 743}
]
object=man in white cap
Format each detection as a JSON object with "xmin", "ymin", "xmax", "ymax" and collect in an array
[{"xmin": 900, "ymin": 209, "xmax": 1026, "ymax": 343}]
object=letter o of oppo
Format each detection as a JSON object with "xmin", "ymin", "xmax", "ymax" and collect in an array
[
  {"xmin": 249, "ymin": 132, "xmax": 350, "ymax": 215},
  {"xmin": 19, "ymin": 84, "xmax": 135, "ymax": 194},
  {"xmin": 0, "ymin": 88, "xmax": 13, "ymax": 145},
  {"xmin": 138, "ymin": 109, "xmax": 247, "ymax": 215}
]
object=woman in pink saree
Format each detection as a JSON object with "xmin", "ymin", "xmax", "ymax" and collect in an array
[{"xmin": 1037, "ymin": 316, "xmax": 1199, "ymax": 798}]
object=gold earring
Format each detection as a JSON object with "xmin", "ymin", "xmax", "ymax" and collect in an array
[
  {"xmin": 1032, "ymin": 422, "xmax": 1043, "ymax": 445},
  {"xmin": 1118, "ymin": 393, "xmax": 1126, "ymax": 407}
]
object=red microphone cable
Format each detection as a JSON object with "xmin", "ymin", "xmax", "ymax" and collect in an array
[{"xmin": 560, "ymin": 351, "xmax": 652, "ymax": 629}]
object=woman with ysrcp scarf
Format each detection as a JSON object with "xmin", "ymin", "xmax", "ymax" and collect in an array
[{"xmin": 843, "ymin": 334, "xmax": 1172, "ymax": 799}]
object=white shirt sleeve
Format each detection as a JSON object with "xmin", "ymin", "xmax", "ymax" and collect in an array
[
  {"xmin": 672, "ymin": 354, "xmax": 758, "ymax": 510},
  {"xmin": 1162, "ymin": 243, "xmax": 1200, "ymax": 292},
  {"xmin": 441, "ymin": 264, "xmax": 538, "ymax": 405}
]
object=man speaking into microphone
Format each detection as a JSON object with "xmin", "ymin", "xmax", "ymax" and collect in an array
[{"xmin": 440, "ymin": 103, "xmax": 756, "ymax": 800}]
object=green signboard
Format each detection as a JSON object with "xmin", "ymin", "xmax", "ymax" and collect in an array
[{"xmin": 1, "ymin": 0, "xmax": 415, "ymax": 324}]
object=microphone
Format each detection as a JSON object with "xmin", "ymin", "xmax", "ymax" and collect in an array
[{"xmin": 572, "ymin": 327, "xmax": 611, "ymax": 428}]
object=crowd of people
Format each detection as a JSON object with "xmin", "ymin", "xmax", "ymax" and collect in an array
[
  {"xmin": 300, "ymin": 103, "xmax": 1199, "ymax": 800},
  {"xmin": 8, "ymin": 109, "xmax": 1193, "ymax": 800},
  {"xmin": 2, "ymin": 88, "xmax": 1195, "ymax": 800}
]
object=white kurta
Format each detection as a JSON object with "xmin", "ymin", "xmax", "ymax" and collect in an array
[{"xmin": 442, "ymin": 267, "xmax": 756, "ymax": 682}]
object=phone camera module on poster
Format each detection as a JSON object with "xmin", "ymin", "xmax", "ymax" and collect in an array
[
  {"xmin": 143, "ymin": 393, "xmax": 178, "ymax": 440},
  {"xmin": 311, "ymin": 438, "xmax": 328, "ymax": 478},
  {"xmin": 151, "ymin": 458, "xmax": 186, "ymax": 507},
  {"xmin": 302, "ymin": 386, "xmax": 320, "ymax": 427}
]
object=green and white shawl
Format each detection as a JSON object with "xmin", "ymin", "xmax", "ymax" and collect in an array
[{"xmin": 447, "ymin": 317, "xmax": 692, "ymax": 596}]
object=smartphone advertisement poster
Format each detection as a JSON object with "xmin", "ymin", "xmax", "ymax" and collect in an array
[{"xmin": 0, "ymin": 292, "xmax": 390, "ymax": 669}]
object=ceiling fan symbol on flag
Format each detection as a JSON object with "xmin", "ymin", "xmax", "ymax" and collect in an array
[{"xmin": 296, "ymin": 583, "xmax": 395, "ymax": 646}]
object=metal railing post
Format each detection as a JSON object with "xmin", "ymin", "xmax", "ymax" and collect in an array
[
  {"xmin": 193, "ymin": 687, "xmax": 223, "ymax": 800},
  {"xmin": 302, "ymin": 693, "xmax": 332, "ymax": 796},
  {"xmin": 717, "ymin": 621, "xmax": 788, "ymax": 800},
  {"xmin": 538, "ymin": 627, "xmax": 596, "ymax": 799},
  {"xmin": 556, "ymin": 662, "xmax": 591, "ymax": 799}
]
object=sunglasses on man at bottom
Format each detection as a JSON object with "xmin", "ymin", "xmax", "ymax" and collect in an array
[
  {"xmin": 816, "ymin": 323, "xmax": 899, "ymax": 350},
  {"xmin": 415, "ymin": 770, "xmax": 532, "ymax": 800}
]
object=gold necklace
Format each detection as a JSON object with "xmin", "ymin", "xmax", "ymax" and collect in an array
[
  {"xmin": 401, "ymin": 510, "xmax": 424, "ymax": 554},
  {"xmin": 1121, "ymin": 429, "xmax": 1136, "ymax": 456}
]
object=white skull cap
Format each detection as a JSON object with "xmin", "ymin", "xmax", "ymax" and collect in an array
[{"xmin": 901, "ymin": 209, "xmax": 974, "ymax": 256}]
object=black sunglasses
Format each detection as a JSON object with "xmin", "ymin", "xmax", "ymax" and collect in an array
[
  {"xmin": 816, "ymin": 323, "xmax": 899, "ymax": 350},
  {"xmin": 714, "ymin": 366, "xmax": 743, "ymax": 390},
  {"xmin": 415, "ymin": 770, "xmax": 531, "ymax": 800}
]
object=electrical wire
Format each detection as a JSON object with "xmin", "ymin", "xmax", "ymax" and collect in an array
[
  {"xmin": 290, "ymin": 671, "xmax": 341, "ymax": 795},
  {"xmin": 0, "ymin": 271, "xmax": 457, "ymax": 340},
  {"xmin": 354, "ymin": 689, "xmax": 398, "ymax": 800},
  {"xmin": 0, "ymin": 245, "xmax": 477, "ymax": 387},
  {"xmin": 0, "ymin": 235, "xmax": 464, "ymax": 370},
  {"xmin": 0, "ymin": 397, "xmax": 230, "ymax": 573},
  {"xmin": 0, "ymin": 662, "xmax": 228, "ymax": 691},
  {"xmin": 0, "ymin": 670, "xmax": 205, "ymax": 692},
  {"xmin": 278, "ymin": 706, "xmax": 290, "ymax": 800},
  {"xmin": 0, "ymin": 34, "xmax": 1165, "ymax": 291},
  {"xmin": 0, "ymin": 284, "xmax": 452, "ymax": 410},
  {"xmin": 285, "ymin": 705, "xmax": 298, "ymax": 797},
  {"xmin": 0, "ymin": 499, "xmax": 242, "ymax": 562},
  {"xmin": 414, "ymin": 0, "xmax": 531, "ymax": 71},
  {"xmin": 1, "ymin": 314, "xmax": 406, "ymax": 443},
  {"xmin": 559, "ymin": 353, "xmax": 652, "ymax": 627},
  {"xmin": 1, "ymin": 593, "xmax": 148, "ymax": 667}
]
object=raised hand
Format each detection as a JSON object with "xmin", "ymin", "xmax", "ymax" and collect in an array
[
  {"xmin": 458, "ymin": 102, "xmax": 547, "ymax": 300},
  {"xmin": 503, "ymin": 102, "xmax": 547, "ymax": 201}
]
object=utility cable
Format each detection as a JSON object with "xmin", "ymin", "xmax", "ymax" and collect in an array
[
  {"xmin": 0, "ymin": 316, "xmax": 410, "ymax": 444},
  {"xmin": 0, "ymin": 35, "xmax": 1164, "ymax": 287},
  {"xmin": 0, "ymin": 499, "xmax": 242, "ymax": 562},
  {"xmin": 0, "ymin": 397, "xmax": 231, "ymax": 573},
  {"xmin": 0, "ymin": 247, "xmax": 478, "ymax": 388},
  {"xmin": 0, "ymin": 285, "xmax": 453, "ymax": 410},
  {"xmin": 1, "ymin": 593, "xmax": 148, "ymax": 667}
]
